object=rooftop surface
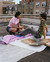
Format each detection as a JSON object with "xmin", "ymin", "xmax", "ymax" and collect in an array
[{"xmin": 0, "ymin": 25, "xmax": 50, "ymax": 62}]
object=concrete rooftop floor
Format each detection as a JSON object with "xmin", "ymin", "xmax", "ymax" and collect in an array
[{"xmin": 0, "ymin": 25, "xmax": 50, "ymax": 62}]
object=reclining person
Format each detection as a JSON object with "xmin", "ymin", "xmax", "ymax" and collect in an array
[
  {"xmin": 20, "ymin": 13, "xmax": 48, "ymax": 39},
  {"xmin": 6, "ymin": 12, "xmax": 23, "ymax": 35}
]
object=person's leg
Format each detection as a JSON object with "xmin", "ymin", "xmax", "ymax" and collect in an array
[
  {"xmin": 6, "ymin": 27, "xmax": 17, "ymax": 35},
  {"xmin": 19, "ymin": 29, "xmax": 22, "ymax": 33},
  {"xmin": 19, "ymin": 28, "xmax": 36, "ymax": 36},
  {"xmin": 9, "ymin": 28, "xmax": 17, "ymax": 35},
  {"xmin": 9, "ymin": 28, "xmax": 17, "ymax": 32}
]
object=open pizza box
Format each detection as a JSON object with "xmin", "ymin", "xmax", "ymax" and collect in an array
[
  {"xmin": 22, "ymin": 38, "xmax": 50, "ymax": 47},
  {"xmin": 41, "ymin": 39, "xmax": 50, "ymax": 47}
]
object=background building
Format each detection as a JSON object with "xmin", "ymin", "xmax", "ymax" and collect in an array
[
  {"xmin": 47, "ymin": 0, "xmax": 50, "ymax": 15},
  {"xmin": 0, "ymin": 0, "xmax": 13, "ymax": 1},
  {"xmin": 22, "ymin": 0, "xmax": 34, "ymax": 2},
  {"xmin": 0, "ymin": 0, "xmax": 50, "ymax": 15},
  {"xmin": 33, "ymin": 0, "xmax": 46, "ymax": 15},
  {"xmin": 15, "ymin": 1, "xmax": 33, "ymax": 14},
  {"xmin": 0, "ymin": 0, "xmax": 15, "ymax": 14},
  {"xmin": 17, "ymin": 0, "xmax": 50, "ymax": 15}
]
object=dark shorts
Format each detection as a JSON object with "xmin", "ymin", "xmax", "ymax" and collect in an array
[
  {"xmin": 6, "ymin": 27, "xmax": 19, "ymax": 32},
  {"xmin": 6, "ymin": 27, "xmax": 11, "ymax": 32}
]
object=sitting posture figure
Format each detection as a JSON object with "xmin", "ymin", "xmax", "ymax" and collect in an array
[
  {"xmin": 20, "ymin": 13, "xmax": 48, "ymax": 39},
  {"xmin": 6, "ymin": 12, "xmax": 23, "ymax": 35}
]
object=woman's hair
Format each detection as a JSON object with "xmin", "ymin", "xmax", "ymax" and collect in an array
[
  {"xmin": 15, "ymin": 12, "xmax": 21, "ymax": 17},
  {"xmin": 40, "ymin": 13, "xmax": 47, "ymax": 20}
]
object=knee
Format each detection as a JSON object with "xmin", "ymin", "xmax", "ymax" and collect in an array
[
  {"xmin": 14, "ymin": 29, "xmax": 17, "ymax": 32},
  {"xmin": 19, "ymin": 29, "xmax": 22, "ymax": 31}
]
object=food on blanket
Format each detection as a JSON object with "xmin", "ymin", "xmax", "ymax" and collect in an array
[
  {"xmin": 41, "ymin": 39, "xmax": 50, "ymax": 42},
  {"xmin": 22, "ymin": 38, "xmax": 50, "ymax": 46},
  {"xmin": 41, "ymin": 39, "xmax": 50, "ymax": 47},
  {"xmin": 46, "ymin": 42, "xmax": 50, "ymax": 47},
  {"xmin": 22, "ymin": 38, "xmax": 43, "ymax": 46},
  {"xmin": 22, "ymin": 38, "xmax": 35, "ymax": 43}
]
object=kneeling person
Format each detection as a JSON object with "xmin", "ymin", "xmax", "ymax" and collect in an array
[{"xmin": 6, "ymin": 12, "xmax": 23, "ymax": 35}]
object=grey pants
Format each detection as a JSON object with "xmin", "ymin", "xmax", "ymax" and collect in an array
[{"xmin": 20, "ymin": 28, "xmax": 41, "ymax": 38}]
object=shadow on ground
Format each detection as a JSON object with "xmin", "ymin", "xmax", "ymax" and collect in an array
[{"xmin": 18, "ymin": 47, "xmax": 50, "ymax": 62}]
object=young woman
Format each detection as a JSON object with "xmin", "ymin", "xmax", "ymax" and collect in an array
[{"xmin": 6, "ymin": 12, "xmax": 23, "ymax": 35}]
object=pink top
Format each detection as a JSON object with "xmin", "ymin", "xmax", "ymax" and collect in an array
[{"xmin": 8, "ymin": 16, "xmax": 19, "ymax": 27}]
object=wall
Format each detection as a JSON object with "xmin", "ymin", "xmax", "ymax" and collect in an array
[
  {"xmin": 0, "ymin": 14, "xmax": 50, "ymax": 25},
  {"xmin": 33, "ymin": 0, "xmax": 46, "ymax": 15},
  {"xmin": 0, "ymin": 1, "xmax": 3, "ymax": 14},
  {"xmin": 0, "ymin": 1, "xmax": 15, "ymax": 14}
]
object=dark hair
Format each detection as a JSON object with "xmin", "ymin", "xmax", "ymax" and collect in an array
[
  {"xmin": 15, "ymin": 12, "xmax": 21, "ymax": 18},
  {"xmin": 40, "ymin": 13, "xmax": 47, "ymax": 20}
]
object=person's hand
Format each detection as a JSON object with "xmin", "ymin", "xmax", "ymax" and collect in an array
[
  {"xmin": 19, "ymin": 26, "xmax": 23, "ymax": 29},
  {"xmin": 41, "ymin": 39, "xmax": 47, "ymax": 44},
  {"xmin": 41, "ymin": 38, "xmax": 46, "ymax": 41},
  {"xmin": 43, "ymin": 39, "xmax": 46, "ymax": 41}
]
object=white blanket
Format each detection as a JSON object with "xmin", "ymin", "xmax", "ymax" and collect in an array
[{"xmin": 10, "ymin": 36, "xmax": 50, "ymax": 52}]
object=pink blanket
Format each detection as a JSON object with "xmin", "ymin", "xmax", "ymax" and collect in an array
[
  {"xmin": 0, "ymin": 34, "xmax": 32, "ymax": 44},
  {"xmin": 2, "ymin": 35, "xmax": 24, "ymax": 44}
]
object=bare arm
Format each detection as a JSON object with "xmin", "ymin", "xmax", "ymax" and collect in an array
[
  {"xmin": 12, "ymin": 23, "xmax": 23, "ymax": 29},
  {"xmin": 43, "ymin": 26, "xmax": 46, "ymax": 39},
  {"xmin": 45, "ymin": 25, "xmax": 48, "ymax": 32},
  {"xmin": 17, "ymin": 23, "xmax": 20, "ymax": 27},
  {"xmin": 17, "ymin": 23, "xmax": 23, "ymax": 29}
]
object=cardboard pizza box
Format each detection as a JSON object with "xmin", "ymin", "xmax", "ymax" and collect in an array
[
  {"xmin": 41, "ymin": 39, "xmax": 50, "ymax": 47},
  {"xmin": 22, "ymin": 38, "xmax": 43, "ymax": 46},
  {"xmin": 22, "ymin": 38, "xmax": 50, "ymax": 47}
]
